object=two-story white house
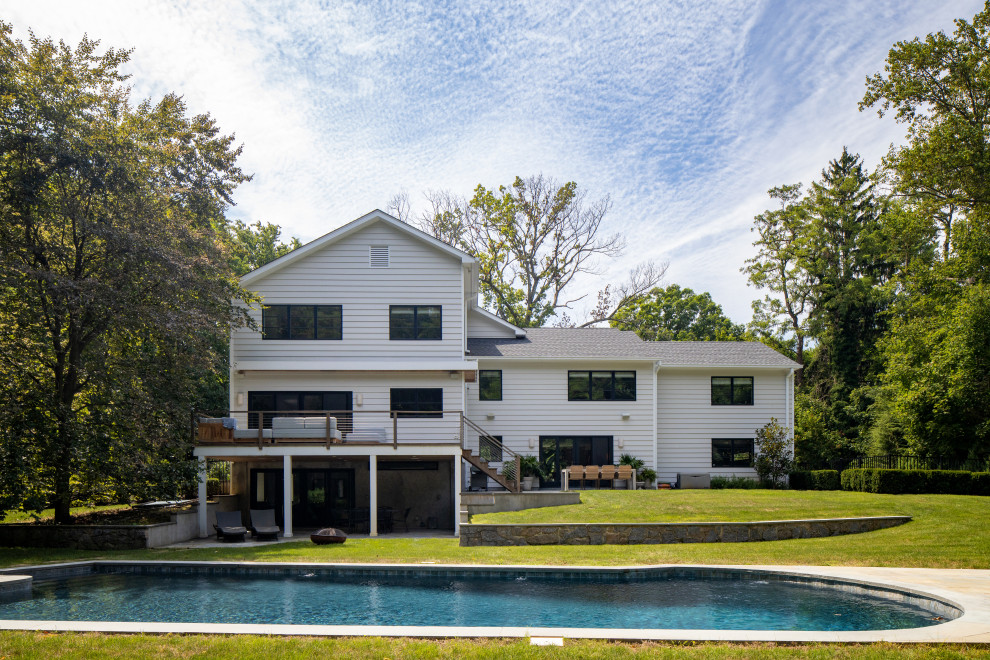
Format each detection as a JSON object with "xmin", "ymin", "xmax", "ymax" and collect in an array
[{"xmin": 194, "ymin": 210, "xmax": 799, "ymax": 539}]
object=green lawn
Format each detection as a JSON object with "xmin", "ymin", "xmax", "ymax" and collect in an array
[
  {"xmin": 0, "ymin": 634, "xmax": 988, "ymax": 659},
  {"xmin": 471, "ymin": 489, "xmax": 920, "ymax": 524},
  {"xmin": 1, "ymin": 491, "xmax": 987, "ymax": 570}
]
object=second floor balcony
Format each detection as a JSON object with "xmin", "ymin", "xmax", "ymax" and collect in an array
[{"xmin": 194, "ymin": 409, "xmax": 466, "ymax": 449}]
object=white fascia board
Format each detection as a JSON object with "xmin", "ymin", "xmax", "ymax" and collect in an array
[
  {"xmin": 234, "ymin": 359, "xmax": 478, "ymax": 372},
  {"xmin": 241, "ymin": 210, "xmax": 476, "ymax": 285},
  {"xmin": 471, "ymin": 357, "xmax": 655, "ymax": 363},
  {"xmin": 657, "ymin": 364, "xmax": 798, "ymax": 370}
]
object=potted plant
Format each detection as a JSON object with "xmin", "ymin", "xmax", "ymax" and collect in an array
[
  {"xmin": 519, "ymin": 455, "xmax": 541, "ymax": 491},
  {"xmin": 639, "ymin": 467, "xmax": 657, "ymax": 489}
]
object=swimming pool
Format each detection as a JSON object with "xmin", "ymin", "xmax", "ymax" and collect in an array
[{"xmin": 0, "ymin": 563, "xmax": 958, "ymax": 632}]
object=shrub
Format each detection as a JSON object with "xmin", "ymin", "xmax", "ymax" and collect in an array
[
  {"xmin": 754, "ymin": 417, "xmax": 794, "ymax": 488},
  {"xmin": 790, "ymin": 470, "xmax": 841, "ymax": 490},
  {"xmin": 840, "ymin": 468, "xmax": 990, "ymax": 494},
  {"xmin": 711, "ymin": 475, "xmax": 761, "ymax": 489}
]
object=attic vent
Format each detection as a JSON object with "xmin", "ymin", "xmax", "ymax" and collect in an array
[{"xmin": 369, "ymin": 245, "xmax": 389, "ymax": 268}]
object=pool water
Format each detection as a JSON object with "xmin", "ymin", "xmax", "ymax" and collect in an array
[{"xmin": 0, "ymin": 571, "xmax": 948, "ymax": 631}]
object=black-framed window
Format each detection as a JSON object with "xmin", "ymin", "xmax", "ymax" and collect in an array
[
  {"xmin": 247, "ymin": 391, "xmax": 353, "ymax": 431},
  {"xmin": 389, "ymin": 305, "xmax": 442, "ymax": 340},
  {"xmin": 711, "ymin": 376, "xmax": 754, "ymax": 405},
  {"xmin": 262, "ymin": 305, "xmax": 342, "ymax": 340},
  {"xmin": 567, "ymin": 371, "xmax": 636, "ymax": 401},
  {"xmin": 712, "ymin": 438, "xmax": 754, "ymax": 468},
  {"xmin": 479, "ymin": 370, "xmax": 502, "ymax": 401},
  {"xmin": 390, "ymin": 388, "xmax": 443, "ymax": 418}
]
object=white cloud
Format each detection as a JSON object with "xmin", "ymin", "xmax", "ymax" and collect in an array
[{"xmin": 5, "ymin": 0, "xmax": 983, "ymax": 321}]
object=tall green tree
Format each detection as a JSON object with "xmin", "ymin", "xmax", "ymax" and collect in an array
[
  {"xmin": 861, "ymin": 1, "xmax": 990, "ymax": 459},
  {"xmin": 226, "ymin": 219, "xmax": 301, "ymax": 277},
  {"xmin": 802, "ymin": 148, "xmax": 893, "ymax": 408},
  {"xmin": 743, "ymin": 184, "xmax": 812, "ymax": 379},
  {"xmin": 394, "ymin": 176, "xmax": 665, "ymax": 328},
  {"xmin": 0, "ymin": 25, "xmax": 252, "ymax": 522},
  {"xmin": 610, "ymin": 284, "xmax": 745, "ymax": 341}
]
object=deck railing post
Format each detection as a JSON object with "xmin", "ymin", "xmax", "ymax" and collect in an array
[
  {"xmin": 258, "ymin": 412, "xmax": 265, "ymax": 449},
  {"xmin": 514, "ymin": 455, "xmax": 521, "ymax": 493},
  {"xmin": 459, "ymin": 411, "xmax": 465, "ymax": 448}
]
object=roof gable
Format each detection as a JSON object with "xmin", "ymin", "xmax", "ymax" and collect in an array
[{"xmin": 241, "ymin": 209, "xmax": 476, "ymax": 285}]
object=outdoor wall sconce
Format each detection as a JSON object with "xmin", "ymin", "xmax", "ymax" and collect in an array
[
  {"xmin": 236, "ymin": 392, "xmax": 244, "ymax": 406},
  {"xmin": 355, "ymin": 394, "xmax": 363, "ymax": 407},
  {"xmin": 529, "ymin": 438, "xmax": 536, "ymax": 448},
  {"xmin": 621, "ymin": 412, "xmax": 630, "ymax": 420},
  {"xmin": 617, "ymin": 438, "xmax": 625, "ymax": 448},
  {"xmin": 486, "ymin": 413, "xmax": 495, "ymax": 420}
]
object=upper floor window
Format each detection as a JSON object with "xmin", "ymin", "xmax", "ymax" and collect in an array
[
  {"xmin": 390, "ymin": 388, "xmax": 443, "ymax": 418},
  {"xmin": 711, "ymin": 376, "xmax": 754, "ymax": 405},
  {"xmin": 712, "ymin": 438, "xmax": 754, "ymax": 468},
  {"xmin": 262, "ymin": 305, "xmax": 342, "ymax": 340},
  {"xmin": 389, "ymin": 305, "xmax": 442, "ymax": 340},
  {"xmin": 479, "ymin": 370, "xmax": 502, "ymax": 401},
  {"xmin": 567, "ymin": 371, "xmax": 636, "ymax": 401}
]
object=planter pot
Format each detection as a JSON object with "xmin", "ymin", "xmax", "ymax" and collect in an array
[{"xmin": 522, "ymin": 476, "xmax": 536, "ymax": 491}]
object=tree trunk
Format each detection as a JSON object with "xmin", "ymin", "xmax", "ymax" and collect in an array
[
  {"xmin": 53, "ymin": 426, "xmax": 73, "ymax": 525},
  {"xmin": 795, "ymin": 335, "xmax": 805, "ymax": 388}
]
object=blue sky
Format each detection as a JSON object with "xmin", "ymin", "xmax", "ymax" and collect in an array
[{"xmin": 5, "ymin": 1, "xmax": 983, "ymax": 323}]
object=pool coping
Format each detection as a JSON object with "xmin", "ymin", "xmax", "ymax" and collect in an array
[{"xmin": 1, "ymin": 561, "xmax": 988, "ymax": 643}]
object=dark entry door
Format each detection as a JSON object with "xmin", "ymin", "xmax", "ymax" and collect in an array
[
  {"xmin": 249, "ymin": 468, "xmax": 284, "ymax": 525},
  {"xmin": 249, "ymin": 467, "xmax": 355, "ymax": 528},
  {"xmin": 292, "ymin": 468, "xmax": 355, "ymax": 528},
  {"xmin": 539, "ymin": 436, "xmax": 613, "ymax": 487}
]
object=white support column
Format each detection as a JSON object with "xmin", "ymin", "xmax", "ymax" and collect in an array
[
  {"xmin": 369, "ymin": 454, "xmax": 378, "ymax": 537},
  {"xmin": 283, "ymin": 454, "xmax": 293, "ymax": 538},
  {"xmin": 197, "ymin": 458, "xmax": 208, "ymax": 538},
  {"xmin": 453, "ymin": 454, "xmax": 462, "ymax": 537}
]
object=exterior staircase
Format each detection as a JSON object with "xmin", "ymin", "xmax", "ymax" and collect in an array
[{"xmin": 461, "ymin": 448, "xmax": 520, "ymax": 493}]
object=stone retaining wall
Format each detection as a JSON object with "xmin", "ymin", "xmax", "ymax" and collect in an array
[
  {"xmin": 0, "ymin": 524, "xmax": 158, "ymax": 550},
  {"xmin": 458, "ymin": 516, "xmax": 912, "ymax": 546}
]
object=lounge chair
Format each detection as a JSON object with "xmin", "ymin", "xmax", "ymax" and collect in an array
[
  {"xmin": 250, "ymin": 508, "xmax": 281, "ymax": 541},
  {"xmin": 214, "ymin": 510, "xmax": 247, "ymax": 542}
]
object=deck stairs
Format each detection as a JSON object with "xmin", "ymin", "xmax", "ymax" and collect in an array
[{"xmin": 461, "ymin": 448, "xmax": 520, "ymax": 493}]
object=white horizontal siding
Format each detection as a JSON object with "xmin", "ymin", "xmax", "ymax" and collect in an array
[
  {"xmin": 232, "ymin": 222, "xmax": 464, "ymax": 364},
  {"xmin": 464, "ymin": 360, "xmax": 657, "ymax": 469},
  {"xmin": 656, "ymin": 367, "xmax": 792, "ymax": 483},
  {"xmin": 466, "ymin": 308, "xmax": 516, "ymax": 338},
  {"xmin": 230, "ymin": 371, "xmax": 464, "ymax": 445}
]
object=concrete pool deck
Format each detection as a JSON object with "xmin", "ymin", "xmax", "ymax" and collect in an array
[{"xmin": 0, "ymin": 562, "xmax": 987, "ymax": 643}]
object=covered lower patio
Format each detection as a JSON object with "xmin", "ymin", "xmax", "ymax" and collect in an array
[{"xmin": 195, "ymin": 444, "xmax": 463, "ymax": 539}]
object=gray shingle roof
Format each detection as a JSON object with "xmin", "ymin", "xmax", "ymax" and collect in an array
[{"xmin": 467, "ymin": 327, "xmax": 800, "ymax": 368}]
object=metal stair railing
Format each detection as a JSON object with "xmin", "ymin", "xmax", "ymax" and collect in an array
[{"xmin": 461, "ymin": 415, "xmax": 521, "ymax": 493}]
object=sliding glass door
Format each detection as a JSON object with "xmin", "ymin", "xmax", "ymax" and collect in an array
[{"xmin": 539, "ymin": 436, "xmax": 613, "ymax": 487}]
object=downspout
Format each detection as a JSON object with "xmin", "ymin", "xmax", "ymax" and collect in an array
[{"xmin": 653, "ymin": 361, "xmax": 660, "ymax": 473}]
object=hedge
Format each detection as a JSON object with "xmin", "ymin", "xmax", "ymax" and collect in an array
[
  {"xmin": 840, "ymin": 468, "xmax": 990, "ymax": 495},
  {"xmin": 789, "ymin": 470, "xmax": 841, "ymax": 491}
]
